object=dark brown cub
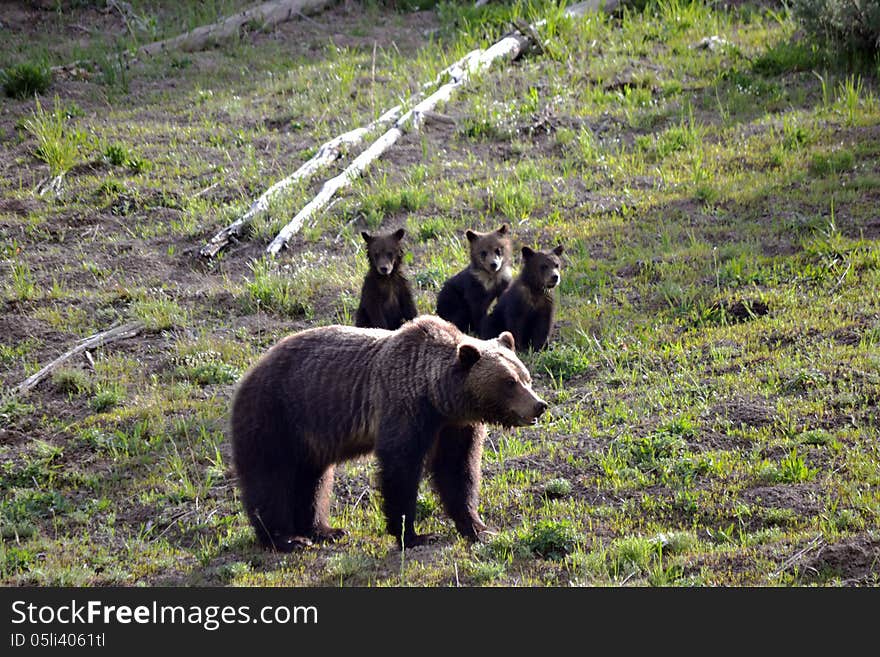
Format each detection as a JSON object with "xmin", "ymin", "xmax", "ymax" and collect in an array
[
  {"xmin": 482, "ymin": 244, "xmax": 564, "ymax": 352},
  {"xmin": 435, "ymin": 224, "xmax": 513, "ymax": 335},
  {"xmin": 354, "ymin": 228, "xmax": 418, "ymax": 330}
]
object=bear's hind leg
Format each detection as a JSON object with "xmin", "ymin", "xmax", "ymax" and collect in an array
[
  {"xmin": 429, "ymin": 424, "xmax": 489, "ymax": 541},
  {"xmin": 311, "ymin": 465, "xmax": 345, "ymax": 543},
  {"xmin": 254, "ymin": 462, "xmax": 325, "ymax": 552},
  {"xmin": 242, "ymin": 472, "xmax": 304, "ymax": 552}
]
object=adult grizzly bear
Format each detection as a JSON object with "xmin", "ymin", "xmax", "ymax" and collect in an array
[
  {"xmin": 230, "ymin": 315, "xmax": 547, "ymax": 551},
  {"xmin": 354, "ymin": 228, "xmax": 418, "ymax": 330}
]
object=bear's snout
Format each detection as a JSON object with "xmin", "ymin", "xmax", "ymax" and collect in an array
[
  {"xmin": 514, "ymin": 392, "xmax": 548, "ymax": 426},
  {"xmin": 548, "ymin": 272, "xmax": 560, "ymax": 287},
  {"xmin": 378, "ymin": 264, "xmax": 392, "ymax": 275}
]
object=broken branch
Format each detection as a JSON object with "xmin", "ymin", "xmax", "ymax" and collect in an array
[
  {"xmin": 138, "ymin": 0, "xmax": 335, "ymax": 57},
  {"xmin": 11, "ymin": 322, "xmax": 144, "ymax": 397}
]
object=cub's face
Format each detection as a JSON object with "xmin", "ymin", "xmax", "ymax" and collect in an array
[
  {"xmin": 457, "ymin": 332, "xmax": 548, "ymax": 427},
  {"xmin": 522, "ymin": 245, "xmax": 564, "ymax": 290},
  {"xmin": 467, "ymin": 224, "xmax": 511, "ymax": 276},
  {"xmin": 362, "ymin": 228, "xmax": 406, "ymax": 276}
]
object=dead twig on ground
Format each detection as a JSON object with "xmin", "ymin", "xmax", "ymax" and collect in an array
[{"xmin": 11, "ymin": 322, "xmax": 145, "ymax": 397}]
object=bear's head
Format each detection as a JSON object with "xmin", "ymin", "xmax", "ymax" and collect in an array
[
  {"xmin": 456, "ymin": 331, "xmax": 548, "ymax": 427},
  {"xmin": 520, "ymin": 244, "xmax": 564, "ymax": 292},
  {"xmin": 466, "ymin": 224, "xmax": 512, "ymax": 276},
  {"xmin": 362, "ymin": 228, "xmax": 407, "ymax": 276}
]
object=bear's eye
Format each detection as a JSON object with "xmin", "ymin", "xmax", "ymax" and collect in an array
[
  {"xmin": 387, "ymin": 252, "xmax": 393, "ymax": 259},
  {"xmin": 541, "ymin": 264, "xmax": 548, "ymax": 271},
  {"xmin": 481, "ymin": 250, "xmax": 488, "ymax": 258},
  {"xmin": 495, "ymin": 248, "xmax": 502, "ymax": 256},
  {"xmin": 506, "ymin": 378, "xmax": 517, "ymax": 388}
]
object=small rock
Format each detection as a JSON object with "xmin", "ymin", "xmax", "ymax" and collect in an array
[{"xmin": 691, "ymin": 35, "xmax": 731, "ymax": 51}]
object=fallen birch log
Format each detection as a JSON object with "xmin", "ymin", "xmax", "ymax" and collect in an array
[
  {"xmin": 265, "ymin": 0, "xmax": 617, "ymax": 256},
  {"xmin": 265, "ymin": 49, "xmax": 484, "ymax": 257},
  {"xmin": 200, "ymin": 50, "xmax": 485, "ymax": 259},
  {"xmin": 567, "ymin": 0, "xmax": 621, "ymax": 16},
  {"xmin": 265, "ymin": 27, "xmax": 555, "ymax": 256},
  {"xmin": 138, "ymin": 0, "xmax": 335, "ymax": 57},
  {"xmin": 199, "ymin": 104, "xmax": 404, "ymax": 259},
  {"xmin": 11, "ymin": 322, "xmax": 144, "ymax": 397}
]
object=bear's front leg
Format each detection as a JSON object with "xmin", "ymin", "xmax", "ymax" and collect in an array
[
  {"xmin": 376, "ymin": 418, "xmax": 436, "ymax": 549},
  {"xmin": 429, "ymin": 424, "xmax": 489, "ymax": 541}
]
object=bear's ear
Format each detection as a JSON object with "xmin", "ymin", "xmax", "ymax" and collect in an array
[
  {"xmin": 553, "ymin": 244, "xmax": 565, "ymax": 256},
  {"xmin": 393, "ymin": 228, "xmax": 406, "ymax": 241},
  {"xmin": 497, "ymin": 332, "xmax": 515, "ymax": 351},
  {"xmin": 521, "ymin": 246, "xmax": 536, "ymax": 260},
  {"xmin": 361, "ymin": 231, "xmax": 373, "ymax": 243},
  {"xmin": 465, "ymin": 229, "xmax": 478, "ymax": 243},
  {"xmin": 457, "ymin": 343, "xmax": 481, "ymax": 369},
  {"xmin": 497, "ymin": 224, "xmax": 509, "ymax": 235}
]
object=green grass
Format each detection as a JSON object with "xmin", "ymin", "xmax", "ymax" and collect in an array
[
  {"xmin": 51, "ymin": 368, "xmax": 92, "ymax": 396},
  {"xmin": 174, "ymin": 351, "xmax": 240, "ymax": 386},
  {"xmin": 130, "ymin": 296, "xmax": 189, "ymax": 331},
  {"xmin": 1, "ymin": 61, "xmax": 52, "ymax": 99},
  {"xmin": 0, "ymin": 0, "xmax": 878, "ymax": 588},
  {"xmin": 243, "ymin": 258, "xmax": 313, "ymax": 318},
  {"xmin": 21, "ymin": 95, "xmax": 86, "ymax": 179},
  {"xmin": 7, "ymin": 260, "xmax": 39, "ymax": 301}
]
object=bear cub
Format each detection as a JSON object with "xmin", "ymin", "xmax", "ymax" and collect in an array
[
  {"xmin": 482, "ymin": 244, "xmax": 564, "ymax": 352},
  {"xmin": 354, "ymin": 228, "xmax": 418, "ymax": 330},
  {"xmin": 230, "ymin": 315, "xmax": 547, "ymax": 551},
  {"xmin": 436, "ymin": 224, "xmax": 512, "ymax": 335}
]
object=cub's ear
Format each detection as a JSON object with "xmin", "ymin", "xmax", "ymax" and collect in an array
[
  {"xmin": 497, "ymin": 332, "xmax": 515, "ymax": 351},
  {"xmin": 361, "ymin": 231, "xmax": 373, "ymax": 243},
  {"xmin": 457, "ymin": 343, "xmax": 481, "ymax": 369},
  {"xmin": 521, "ymin": 246, "xmax": 536, "ymax": 260},
  {"xmin": 553, "ymin": 244, "xmax": 565, "ymax": 256},
  {"xmin": 465, "ymin": 229, "xmax": 478, "ymax": 243},
  {"xmin": 497, "ymin": 224, "xmax": 509, "ymax": 235},
  {"xmin": 393, "ymin": 228, "xmax": 406, "ymax": 241}
]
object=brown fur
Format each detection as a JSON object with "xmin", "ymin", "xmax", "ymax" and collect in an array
[
  {"xmin": 436, "ymin": 224, "xmax": 513, "ymax": 335},
  {"xmin": 354, "ymin": 228, "xmax": 418, "ymax": 330},
  {"xmin": 230, "ymin": 315, "xmax": 546, "ymax": 550},
  {"xmin": 482, "ymin": 245, "xmax": 564, "ymax": 351}
]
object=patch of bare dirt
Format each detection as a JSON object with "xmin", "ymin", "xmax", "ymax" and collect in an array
[
  {"xmin": 713, "ymin": 298, "xmax": 770, "ymax": 322},
  {"xmin": 704, "ymin": 395, "xmax": 777, "ymax": 428},
  {"xmin": 683, "ymin": 543, "xmax": 782, "ymax": 584},
  {"xmin": 801, "ymin": 534, "xmax": 880, "ymax": 585},
  {"xmin": 0, "ymin": 197, "xmax": 45, "ymax": 218},
  {"xmin": 740, "ymin": 483, "xmax": 823, "ymax": 516},
  {"xmin": 690, "ymin": 429, "xmax": 753, "ymax": 451}
]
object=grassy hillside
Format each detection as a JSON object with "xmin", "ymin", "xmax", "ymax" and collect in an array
[{"xmin": 1, "ymin": 0, "xmax": 878, "ymax": 586}]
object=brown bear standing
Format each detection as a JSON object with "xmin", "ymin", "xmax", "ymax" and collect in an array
[
  {"xmin": 230, "ymin": 315, "xmax": 547, "ymax": 550},
  {"xmin": 435, "ymin": 224, "xmax": 513, "ymax": 335},
  {"xmin": 482, "ymin": 245, "xmax": 564, "ymax": 352},
  {"xmin": 354, "ymin": 228, "xmax": 418, "ymax": 330}
]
